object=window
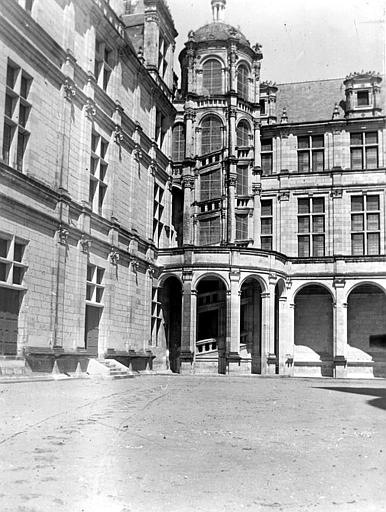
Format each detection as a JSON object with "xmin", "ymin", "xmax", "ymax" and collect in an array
[
  {"xmin": 261, "ymin": 199, "xmax": 273, "ymax": 250},
  {"xmin": 237, "ymin": 65, "xmax": 249, "ymax": 99},
  {"xmin": 261, "ymin": 138, "xmax": 273, "ymax": 176},
  {"xmin": 351, "ymin": 195, "xmax": 380, "ymax": 255},
  {"xmin": 0, "ymin": 233, "xmax": 27, "ymax": 286},
  {"xmin": 151, "ymin": 287, "xmax": 163, "ymax": 346},
  {"xmin": 259, "ymin": 99, "xmax": 266, "ymax": 115},
  {"xmin": 202, "ymin": 59, "xmax": 222, "ymax": 95},
  {"xmin": 297, "ymin": 197, "xmax": 325, "ymax": 257},
  {"xmin": 158, "ymin": 34, "xmax": 169, "ymax": 79},
  {"xmin": 172, "ymin": 124, "xmax": 185, "ymax": 161},
  {"xmin": 297, "ymin": 135, "xmax": 324, "ymax": 173},
  {"xmin": 201, "ymin": 116, "xmax": 222, "ymax": 155},
  {"xmin": 155, "ymin": 109, "xmax": 167, "ymax": 150},
  {"xmin": 357, "ymin": 91, "xmax": 369, "ymax": 107},
  {"xmin": 350, "ymin": 132, "xmax": 378, "ymax": 170},
  {"xmin": 86, "ymin": 264, "xmax": 104, "ymax": 304},
  {"xmin": 89, "ymin": 131, "xmax": 108, "ymax": 215},
  {"xmin": 153, "ymin": 183, "xmax": 164, "ymax": 245},
  {"xmin": 2, "ymin": 60, "xmax": 32, "ymax": 171},
  {"xmin": 200, "ymin": 168, "xmax": 221, "ymax": 201},
  {"xmin": 94, "ymin": 38, "xmax": 112, "ymax": 91},
  {"xmin": 236, "ymin": 214, "xmax": 248, "ymax": 240},
  {"xmin": 199, "ymin": 216, "xmax": 221, "ymax": 245},
  {"xmin": 236, "ymin": 121, "xmax": 250, "ymax": 147},
  {"xmin": 236, "ymin": 166, "xmax": 248, "ymax": 196}
]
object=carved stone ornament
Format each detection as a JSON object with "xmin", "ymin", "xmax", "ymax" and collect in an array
[
  {"xmin": 278, "ymin": 191, "xmax": 290, "ymax": 201},
  {"xmin": 85, "ymin": 99, "xmax": 96, "ymax": 119},
  {"xmin": 227, "ymin": 176, "xmax": 237, "ymax": 187},
  {"xmin": 79, "ymin": 234, "xmax": 91, "ymax": 254},
  {"xmin": 129, "ymin": 256, "xmax": 139, "ymax": 273},
  {"xmin": 333, "ymin": 277, "xmax": 346, "ymax": 288},
  {"xmin": 285, "ymin": 277, "xmax": 292, "ymax": 289},
  {"xmin": 57, "ymin": 226, "xmax": 69, "ymax": 245},
  {"xmin": 114, "ymin": 125, "xmax": 124, "ymax": 145},
  {"xmin": 109, "ymin": 248, "xmax": 120, "ymax": 265},
  {"xmin": 133, "ymin": 145, "xmax": 143, "ymax": 162},
  {"xmin": 147, "ymin": 266, "xmax": 156, "ymax": 279},
  {"xmin": 330, "ymin": 188, "xmax": 343, "ymax": 199},
  {"xmin": 63, "ymin": 78, "xmax": 76, "ymax": 100},
  {"xmin": 183, "ymin": 176, "xmax": 195, "ymax": 189},
  {"xmin": 252, "ymin": 183, "xmax": 261, "ymax": 195}
]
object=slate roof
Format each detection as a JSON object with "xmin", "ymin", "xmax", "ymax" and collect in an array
[
  {"xmin": 193, "ymin": 22, "xmax": 249, "ymax": 46},
  {"xmin": 275, "ymin": 77, "xmax": 385, "ymax": 124}
]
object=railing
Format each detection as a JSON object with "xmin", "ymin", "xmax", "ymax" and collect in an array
[{"xmin": 196, "ymin": 338, "xmax": 217, "ymax": 353}]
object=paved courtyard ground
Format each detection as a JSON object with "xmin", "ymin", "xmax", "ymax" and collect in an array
[{"xmin": 0, "ymin": 375, "xmax": 385, "ymax": 512}]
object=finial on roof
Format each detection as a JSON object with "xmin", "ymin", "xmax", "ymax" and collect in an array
[
  {"xmin": 280, "ymin": 108, "xmax": 288, "ymax": 124},
  {"xmin": 332, "ymin": 103, "xmax": 340, "ymax": 120},
  {"xmin": 211, "ymin": 0, "xmax": 226, "ymax": 22}
]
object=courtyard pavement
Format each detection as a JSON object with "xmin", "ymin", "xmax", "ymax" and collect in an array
[{"xmin": 0, "ymin": 375, "xmax": 385, "ymax": 512}]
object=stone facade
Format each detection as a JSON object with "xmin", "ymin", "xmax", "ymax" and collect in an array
[{"xmin": 0, "ymin": 0, "xmax": 385, "ymax": 378}]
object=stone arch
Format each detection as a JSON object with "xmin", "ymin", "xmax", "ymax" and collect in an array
[
  {"xmin": 193, "ymin": 271, "xmax": 230, "ymax": 293},
  {"xmin": 201, "ymin": 57, "xmax": 224, "ymax": 95},
  {"xmin": 236, "ymin": 119, "xmax": 251, "ymax": 147},
  {"xmin": 158, "ymin": 272, "xmax": 183, "ymax": 288},
  {"xmin": 239, "ymin": 273, "xmax": 267, "ymax": 294},
  {"xmin": 347, "ymin": 282, "xmax": 386, "ymax": 377},
  {"xmin": 195, "ymin": 274, "xmax": 228, "ymax": 374},
  {"xmin": 200, "ymin": 114, "xmax": 224, "ymax": 155},
  {"xmin": 237, "ymin": 62, "xmax": 250, "ymax": 99},
  {"xmin": 290, "ymin": 281, "xmax": 334, "ymax": 305},
  {"xmin": 293, "ymin": 283, "xmax": 334, "ymax": 377},
  {"xmin": 345, "ymin": 280, "xmax": 386, "ymax": 302},
  {"xmin": 158, "ymin": 275, "xmax": 183, "ymax": 373},
  {"xmin": 239, "ymin": 276, "xmax": 263, "ymax": 373}
]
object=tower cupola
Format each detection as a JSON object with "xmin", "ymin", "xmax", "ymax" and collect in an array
[{"xmin": 211, "ymin": 0, "xmax": 226, "ymax": 22}]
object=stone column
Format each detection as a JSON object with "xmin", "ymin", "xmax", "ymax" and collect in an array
[
  {"xmin": 253, "ymin": 119, "xmax": 261, "ymax": 171},
  {"xmin": 277, "ymin": 296, "xmax": 288, "ymax": 374},
  {"xmin": 227, "ymin": 172, "xmax": 237, "ymax": 243},
  {"xmin": 182, "ymin": 174, "xmax": 195, "ymax": 245},
  {"xmin": 333, "ymin": 277, "xmax": 348, "ymax": 378},
  {"xmin": 180, "ymin": 270, "xmax": 195, "ymax": 374},
  {"xmin": 143, "ymin": 11, "xmax": 159, "ymax": 68},
  {"xmin": 226, "ymin": 270, "xmax": 241, "ymax": 373},
  {"xmin": 185, "ymin": 109, "xmax": 195, "ymax": 158},
  {"xmin": 261, "ymin": 275, "xmax": 277, "ymax": 374},
  {"xmin": 228, "ymin": 46, "xmax": 237, "ymax": 92},
  {"xmin": 228, "ymin": 106, "xmax": 237, "ymax": 156},
  {"xmin": 284, "ymin": 300, "xmax": 295, "ymax": 376},
  {"xmin": 252, "ymin": 183, "xmax": 261, "ymax": 246}
]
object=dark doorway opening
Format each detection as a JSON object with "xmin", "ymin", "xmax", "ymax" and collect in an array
[{"xmin": 0, "ymin": 288, "xmax": 20, "ymax": 356}]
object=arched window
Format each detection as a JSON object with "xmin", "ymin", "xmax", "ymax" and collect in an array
[
  {"xmin": 237, "ymin": 65, "xmax": 249, "ymax": 99},
  {"xmin": 172, "ymin": 124, "xmax": 185, "ymax": 161},
  {"xmin": 202, "ymin": 59, "xmax": 222, "ymax": 95},
  {"xmin": 201, "ymin": 116, "xmax": 222, "ymax": 155},
  {"xmin": 237, "ymin": 120, "xmax": 250, "ymax": 147}
]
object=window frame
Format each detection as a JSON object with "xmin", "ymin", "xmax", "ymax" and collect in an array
[
  {"xmin": 350, "ymin": 131, "xmax": 378, "ymax": 170},
  {"xmin": 350, "ymin": 194, "xmax": 380, "ymax": 256},
  {"xmin": 202, "ymin": 59, "xmax": 222, "ymax": 96},
  {"xmin": 297, "ymin": 197, "xmax": 326, "ymax": 257},
  {"xmin": 297, "ymin": 135, "xmax": 325, "ymax": 173}
]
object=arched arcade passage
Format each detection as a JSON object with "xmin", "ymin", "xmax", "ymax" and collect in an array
[
  {"xmin": 159, "ymin": 276, "xmax": 182, "ymax": 373},
  {"xmin": 240, "ymin": 278, "xmax": 262, "ymax": 373}
]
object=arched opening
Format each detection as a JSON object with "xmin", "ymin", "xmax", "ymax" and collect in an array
[
  {"xmin": 171, "ymin": 187, "xmax": 183, "ymax": 247},
  {"xmin": 159, "ymin": 276, "xmax": 182, "ymax": 373},
  {"xmin": 196, "ymin": 277, "xmax": 227, "ymax": 374},
  {"xmin": 236, "ymin": 120, "xmax": 250, "ymax": 147},
  {"xmin": 294, "ymin": 284, "xmax": 333, "ymax": 377},
  {"xmin": 240, "ymin": 278, "xmax": 262, "ymax": 374},
  {"xmin": 201, "ymin": 115, "xmax": 222, "ymax": 155},
  {"xmin": 172, "ymin": 124, "xmax": 185, "ymax": 162},
  {"xmin": 202, "ymin": 59, "xmax": 222, "ymax": 95},
  {"xmin": 237, "ymin": 64, "xmax": 249, "ymax": 99},
  {"xmin": 347, "ymin": 284, "xmax": 386, "ymax": 377}
]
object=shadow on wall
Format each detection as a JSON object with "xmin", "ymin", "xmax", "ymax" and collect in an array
[{"xmin": 315, "ymin": 387, "xmax": 386, "ymax": 411}]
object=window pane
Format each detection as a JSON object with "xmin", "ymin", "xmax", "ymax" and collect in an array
[
  {"xmin": 237, "ymin": 121, "xmax": 249, "ymax": 147},
  {"xmin": 261, "ymin": 237, "xmax": 272, "ymax": 251},
  {"xmin": 312, "ymin": 150, "xmax": 324, "ymax": 171},
  {"xmin": 367, "ymin": 213, "xmax": 380, "ymax": 231},
  {"xmin": 236, "ymin": 166, "xmax": 248, "ymax": 196},
  {"xmin": 351, "ymin": 148, "xmax": 363, "ymax": 170},
  {"xmin": 298, "ymin": 136, "xmax": 309, "ymax": 149},
  {"xmin": 365, "ymin": 132, "xmax": 378, "ymax": 145},
  {"xmin": 312, "ymin": 215, "xmax": 325, "ymax": 233},
  {"xmin": 298, "ymin": 216, "xmax": 310, "ymax": 233},
  {"xmin": 237, "ymin": 65, "xmax": 248, "ymax": 99},
  {"xmin": 367, "ymin": 195, "xmax": 379, "ymax": 211},
  {"xmin": 5, "ymin": 94, "xmax": 15, "ymax": 118},
  {"xmin": 261, "ymin": 154, "xmax": 272, "ymax": 176},
  {"xmin": 261, "ymin": 138, "xmax": 272, "ymax": 152},
  {"xmin": 351, "ymin": 196, "xmax": 364, "ymax": 212},
  {"xmin": 172, "ymin": 124, "xmax": 185, "ymax": 161},
  {"xmin": 298, "ymin": 151, "xmax": 310, "ymax": 173},
  {"xmin": 367, "ymin": 233, "xmax": 380, "ymax": 255},
  {"xmin": 261, "ymin": 200, "xmax": 272, "ymax": 216},
  {"xmin": 201, "ymin": 169, "xmax": 221, "ymax": 201},
  {"xmin": 351, "ymin": 234, "xmax": 364, "ymax": 255},
  {"xmin": 200, "ymin": 217, "xmax": 221, "ymax": 245},
  {"xmin": 201, "ymin": 116, "xmax": 222, "ymax": 154},
  {"xmin": 312, "ymin": 235, "xmax": 325, "ymax": 257},
  {"xmin": 312, "ymin": 197, "xmax": 325, "ymax": 213},
  {"xmin": 298, "ymin": 198, "xmax": 310, "ymax": 214},
  {"xmin": 6, "ymin": 64, "xmax": 17, "ymax": 89},
  {"xmin": 2, "ymin": 123, "xmax": 13, "ymax": 165},
  {"xmin": 365, "ymin": 147, "xmax": 378, "ymax": 169},
  {"xmin": 357, "ymin": 91, "xmax": 369, "ymax": 106},
  {"xmin": 203, "ymin": 60, "xmax": 222, "ymax": 95},
  {"xmin": 20, "ymin": 75, "xmax": 30, "ymax": 99},
  {"xmin": 0, "ymin": 239, "xmax": 9, "ymax": 258},
  {"xmin": 312, "ymin": 135, "xmax": 324, "ymax": 148},
  {"xmin": 298, "ymin": 236, "xmax": 310, "ymax": 257},
  {"xmin": 261, "ymin": 218, "xmax": 272, "ymax": 235},
  {"xmin": 351, "ymin": 214, "xmax": 364, "ymax": 231},
  {"xmin": 13, "ymin": 243, "xmax": 24, "ymax": 262},
  {"xmin": 236, "ymin": 215, "xmax": 248, "ymax": 239},
  {"xmin": 350, "ymin": 133, "xmax": 362, "ymax": 146}
]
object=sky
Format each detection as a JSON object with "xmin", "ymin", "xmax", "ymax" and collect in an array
[{"xmin": 167, "ymin": 0, "xmax": 385, "ymax": 84}]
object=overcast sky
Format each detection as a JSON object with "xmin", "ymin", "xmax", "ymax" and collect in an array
[{"xmin": 167, "ymin": 0, "xmax": 385, "ymax": 84}]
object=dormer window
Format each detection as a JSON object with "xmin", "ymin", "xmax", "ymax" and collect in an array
[
  {"xmin": 260, "ymin": 99, "xmax": 266, "ymax": 115},
  {"xmin": 357, "ymin": 91, "xmax": 369, "ymax": 107}
]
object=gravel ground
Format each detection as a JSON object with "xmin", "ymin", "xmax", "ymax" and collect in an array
[{"xmin": 0, "ymin": 375, "xmax": 385, "ymax": 512}]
